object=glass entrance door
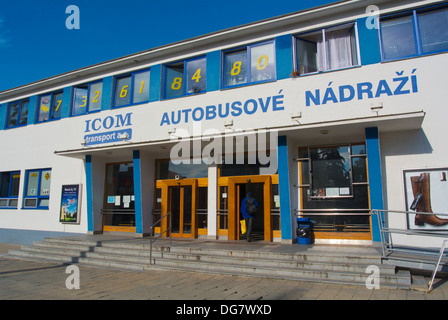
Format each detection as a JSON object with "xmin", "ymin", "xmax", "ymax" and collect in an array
[
  {"xmin": 169, "ymin": 185, "xmax": 193, "ymax": 237},
  {"xmin": 160, "ymin": 179, "xmax": 197, "ymax": 239}
]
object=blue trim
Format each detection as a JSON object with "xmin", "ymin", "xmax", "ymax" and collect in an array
[
  {"xmin": 0, "ymin": 103, "xmax": 6, "ymax": 130},
  {"xmin": 70, "ymin": 80, "xmax": 103, "ymax": 117},
  {"xmin": 27, "ymin": 96, "xmax": 37, "ymax": 125},
  {"xmin": 277, "ymin": 135, "xmax": 293, "ymax": 240},
  {"xmin": 85, "ymin": 155, "xmax": 94, "ymax": 233},
  {"xmin": 206, "ymin": 50, "xmax": 220, "ymax": 92},
  {"xmin": 149, "ymin": 64, "xmax": 161, "ymax": 102},
  {"xmin": 34, "ymin": 91, "xmax": 64, "ymax": 124},
  {"xmin": 101, "ymin": 76, "xmax": 113, "ymax": 111},
  {"xmin": 22, "ymin": 168, "xmax": 51, "ymax": 210},
  {"xmin": 365, "ymin": 127, "xmax": 383, "ymax": 242},
  {"xmin": 356, "ymin": 17, "xmax": 381, "ymax": 65},
  {"xmin": 133, "ymin": 150, "xmax": 143, "ymax": 234},
  {"xmin": 61, "ymin": 87, "xmax": 72, "ymax": 119},
  {"xmin": 275, "ymin": 34, "xmax": 293, "ymax": 80}
]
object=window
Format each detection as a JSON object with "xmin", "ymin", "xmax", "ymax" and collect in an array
[
  {"xmin": 113, "ymin": 69, "xmax": 150, "ymax": 107},
  {"xmin": 294, "ymin": 23, "xmax": 358, "ymax": 75},
  {"xmin": 380, "ymin": 5, "xmax": 448, "ymax": 61},
  {"xmin": 23, "ymin": 169, "xmax": 51, "ymax": 209},
  {"xmin": 36, "ymin": 91, "xmax": 63, "ymax": 122},
  {"xmin": 71, "ymin": 81, "xmax": 103, "ymax": 116},
  {"xmin": 222, "ymin": 40, "xmax": 276, "ymax": 88},
  {"xmin": 0, "ymin": 171, "xmax": 20, "ymax": 208},
  {"xmin": 6, "ymin": 99, "xmax": 29, "ymax": 129},
  {"xmin": 163, "ymin": 57, "xmax": 206, "ymax": 99}
]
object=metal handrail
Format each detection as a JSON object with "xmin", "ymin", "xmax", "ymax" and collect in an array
[
  {"xmin": 149, "ymin": 211, "xmax": 172, "ymax": 265},
  {"xmin": 372, "ymin": 209, "xmax": 448, "ymax": 292}
]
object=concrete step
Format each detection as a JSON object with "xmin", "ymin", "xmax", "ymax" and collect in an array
[{"xmin": 7, "ymin": 237, "xmax": 411, "ymax": 289}]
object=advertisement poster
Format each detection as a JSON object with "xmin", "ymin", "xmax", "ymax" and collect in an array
[
  {"xmin": 404, "ymin": 169, "xmax": 448, "ymax": 230},
  {"xmin": 60, "ymin": 184, "xmax": 81, "ymax": 224}
]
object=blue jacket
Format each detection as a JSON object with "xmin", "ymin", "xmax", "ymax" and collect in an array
[{"xmin": 241, "ymin": 196, "xmax": 258, "ymax": 219}]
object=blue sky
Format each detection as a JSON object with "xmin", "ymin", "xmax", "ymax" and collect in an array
[{"xmin": 0, "ymin": 0, "xmax": 335, "ymax": 92}]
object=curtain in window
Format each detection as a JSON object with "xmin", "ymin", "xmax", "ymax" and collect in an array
[{"xmin": 325, "ymin": 29, "xmax": 353, "ymax": 70}]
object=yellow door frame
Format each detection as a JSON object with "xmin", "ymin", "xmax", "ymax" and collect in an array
[
  {"xmin": 228, "ymin": 175, "xmax": 272, "ymax": 242},
  {"xmin": 160, "ymin": 178, "xmax": 198, "ymax": 238}
]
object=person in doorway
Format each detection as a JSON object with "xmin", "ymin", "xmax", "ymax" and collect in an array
[{"xmin": 241, "ymin": 192, "xmax": 258, "ymax": 242}]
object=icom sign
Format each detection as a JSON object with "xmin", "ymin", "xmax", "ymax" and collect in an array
[{"xmin": 83, "ymin": 112, "xmax": 132, "ymax": 146}]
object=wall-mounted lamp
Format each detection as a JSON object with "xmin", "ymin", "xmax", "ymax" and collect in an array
[
  {"xmin": 224, "ymin": 120, "xmax": 233, "ymax": 128},
  {"xmin": 168, "ymin": 128, "xmax": 176, "ymax": 135},
  {"xmin": 81, "ymin": 139, "xmax": 86, "ymax": 146},
  {"xmin": 291, "ymin": 112, "xmax": 302, "ymax": 123},
  {"xmin": 370, "ymin": 102, "xmax": 383, "ymax": 115}
]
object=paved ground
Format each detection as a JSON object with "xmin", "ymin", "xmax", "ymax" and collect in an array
[{"xmin": 1, "ymin": 243, "xmax": 448, "ymax": 301}]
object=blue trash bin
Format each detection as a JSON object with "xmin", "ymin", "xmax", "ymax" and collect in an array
[{"xmin": 297, "ymin": 218, "xmax": 312, "ymax": 245}]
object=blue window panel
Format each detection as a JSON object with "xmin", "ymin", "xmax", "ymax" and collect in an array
[
  {"xmin": 381, "ymin": 15, "xmax": 417, "ymax": 60},
  {"xmin": 149, "ymin": 64, "xmax": 161, "ymax": 102},
  {"xmin": 61, "ymin": 87, "xmax": 72, "ymax": 119},
  {"xmin": 101, "ymin": 76, "xmax": 113, "ymax": 111},
  {"xmin": 418, "ymin": 7, "xmax": 448, "ymax": 54},
  {"xmin": 0, "ymin": 103, "xmax": 6, "ymax": 130}
]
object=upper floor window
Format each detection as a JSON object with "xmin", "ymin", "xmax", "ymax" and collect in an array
[
  {"xmin": 163, "ymin": 56, "xmax": 206, "ymax": 99},
  {"xmin": 0, "ymin": 171, "xmax": 20, "ymax": 209},
  {"xmin": 6, "ymin": 99, "xmax": 29, "ymax": 129},
  {"xmin": 294, "ymin": 23, "xmax": 358, "ymax": 76},
  {"xmin": 71, "ymin": 81, "xmax": 103, "ymax": 116},
  {"xmin": 380, "ymin": 5, "xmax": 448, "ymax": 61},
  {"xmin": 36, "ymin": 91, "xmax": 63, "ymax": 123},
  {"xmin": 222, "ymin": 40, "xmax": 276, "ymax": 88},
  {"xmin": 113, "ymin": 69, "xmax": 150, "ymax": 107}
]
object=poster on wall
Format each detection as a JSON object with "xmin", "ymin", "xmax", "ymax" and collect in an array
[
  {"xmin": 60, "ymin": 184, "xmax": 81, "ymax": 224},
  {"xmin": 404, "ymin": 169, "xmax": 448, "ymax": 230}
]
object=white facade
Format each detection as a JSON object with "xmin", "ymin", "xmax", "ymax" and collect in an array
[{"xmin": 1, "ymin": 0, "xmax": 447, "ymax": 248}]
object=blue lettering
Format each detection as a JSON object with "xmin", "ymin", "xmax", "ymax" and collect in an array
[
  {"xmin": 85, "ymin": 119, "xmax": 91, "ymax": 133},
  {"xmin": 306, "ymin": 90, "xmax": 320, "ymax": 106},
  {"xmin": 115, "ymin": 113, "xmax": 132, "ymax": 128},
  {"xmin": 206, "ymin": 105, "xmax": 216, "ymax": 120},
  {"xmin": 375, "ymin": 80, "xmax": 393, "ymax": 97},
  {"xmin": 244, "ymin": 99, "xmax": 257, "ymax": 115},
  {"xmin": 258, "ymin": 97, "xmax": 271, "ymax": 112},
  {"xmin": 160, "ymin": 112, "xmax": 170, "ymax": 126},
  {"xmin": 182, "ymin": 109, "xmax": 192, "ymax": 123},
  {"xmin": 192, "ymin": 107, "xmax": 204, "ymax": 121},
  {"xmin": 272, "ymin": 94, "xmax": 284, "ymax": 111},
  {"xmin": 92, "ymin": 118, "xmax": 101, "ymax": 131},
  {"xmin": 393, "ymin": 77, "xmax": 410, "ymax": 95},
  {"xmin": 357, "ymin": 82, "xmax": 373, "ymax": 100},
  {"xmin": 322, "ymin": 87, "xmax": 338, "ymax": 105},
  {"xmin": 339, "ymin": 85, "xmax": 355, "ymax": 102},
  {"xmin": 231, "ymin": 101, "xmax": 242, "ymax": 116},
  {"xmin": 218, "ymin": 103, "xmax": 229, "ymax": 118},
  {"xmin": 103, "ymin": 116, "xmax": 114, "ymax": 130},
  {"xmin": 171, "ymin": 110, "xmax": 181, "ymax": 124}
]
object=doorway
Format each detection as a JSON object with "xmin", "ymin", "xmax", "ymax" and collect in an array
[
  {"xmin": 227, "ymin": 175, "xmax": 272, "ymax": 242},
  {"xmin": 160, "ymin": 179, "xmax": 197, "ymax": 238},
  {"xmin": 237, "ymin": 183, "xmax": 264, "ymax": 241}
]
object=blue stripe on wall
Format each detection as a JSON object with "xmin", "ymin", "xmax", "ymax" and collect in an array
[
  {"xmin": 278, "ymin": 135, "xmax": 293, "ymax": 240},
  {"xmin": 149, "ymin": 64, "xmax": 161, "ymax": 102},
  {"xmin": 365, "ymin": 127, "xmax": 383, "ymax": 242},
  {"xmin": 206, "ymin": 50, "xmax": 221, "ymax": 92},
  {"xmin": 357, "ymin": 17, "xmax": 381, "ymax": 66},
  {"xmin": 0, "ymin": 103, "xmax": 6, "ymax": 130},
  {"xmin": 85, "ymin": 154, "xmax": 94, "ymax": 233},
  {"xmin": 101, "ymin": 76, "xmax": 113, "ymax": 111},
  {"xmin": 61, "ymin": 87, "xmax": 72, "ymax": 119},
  {"xmin": 133, "ymin": 150, "xmax": 143, "ymax": 234},
  {"xmin": 275, "ymin": 35, "xmax": 293, "ymax": 80}
]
